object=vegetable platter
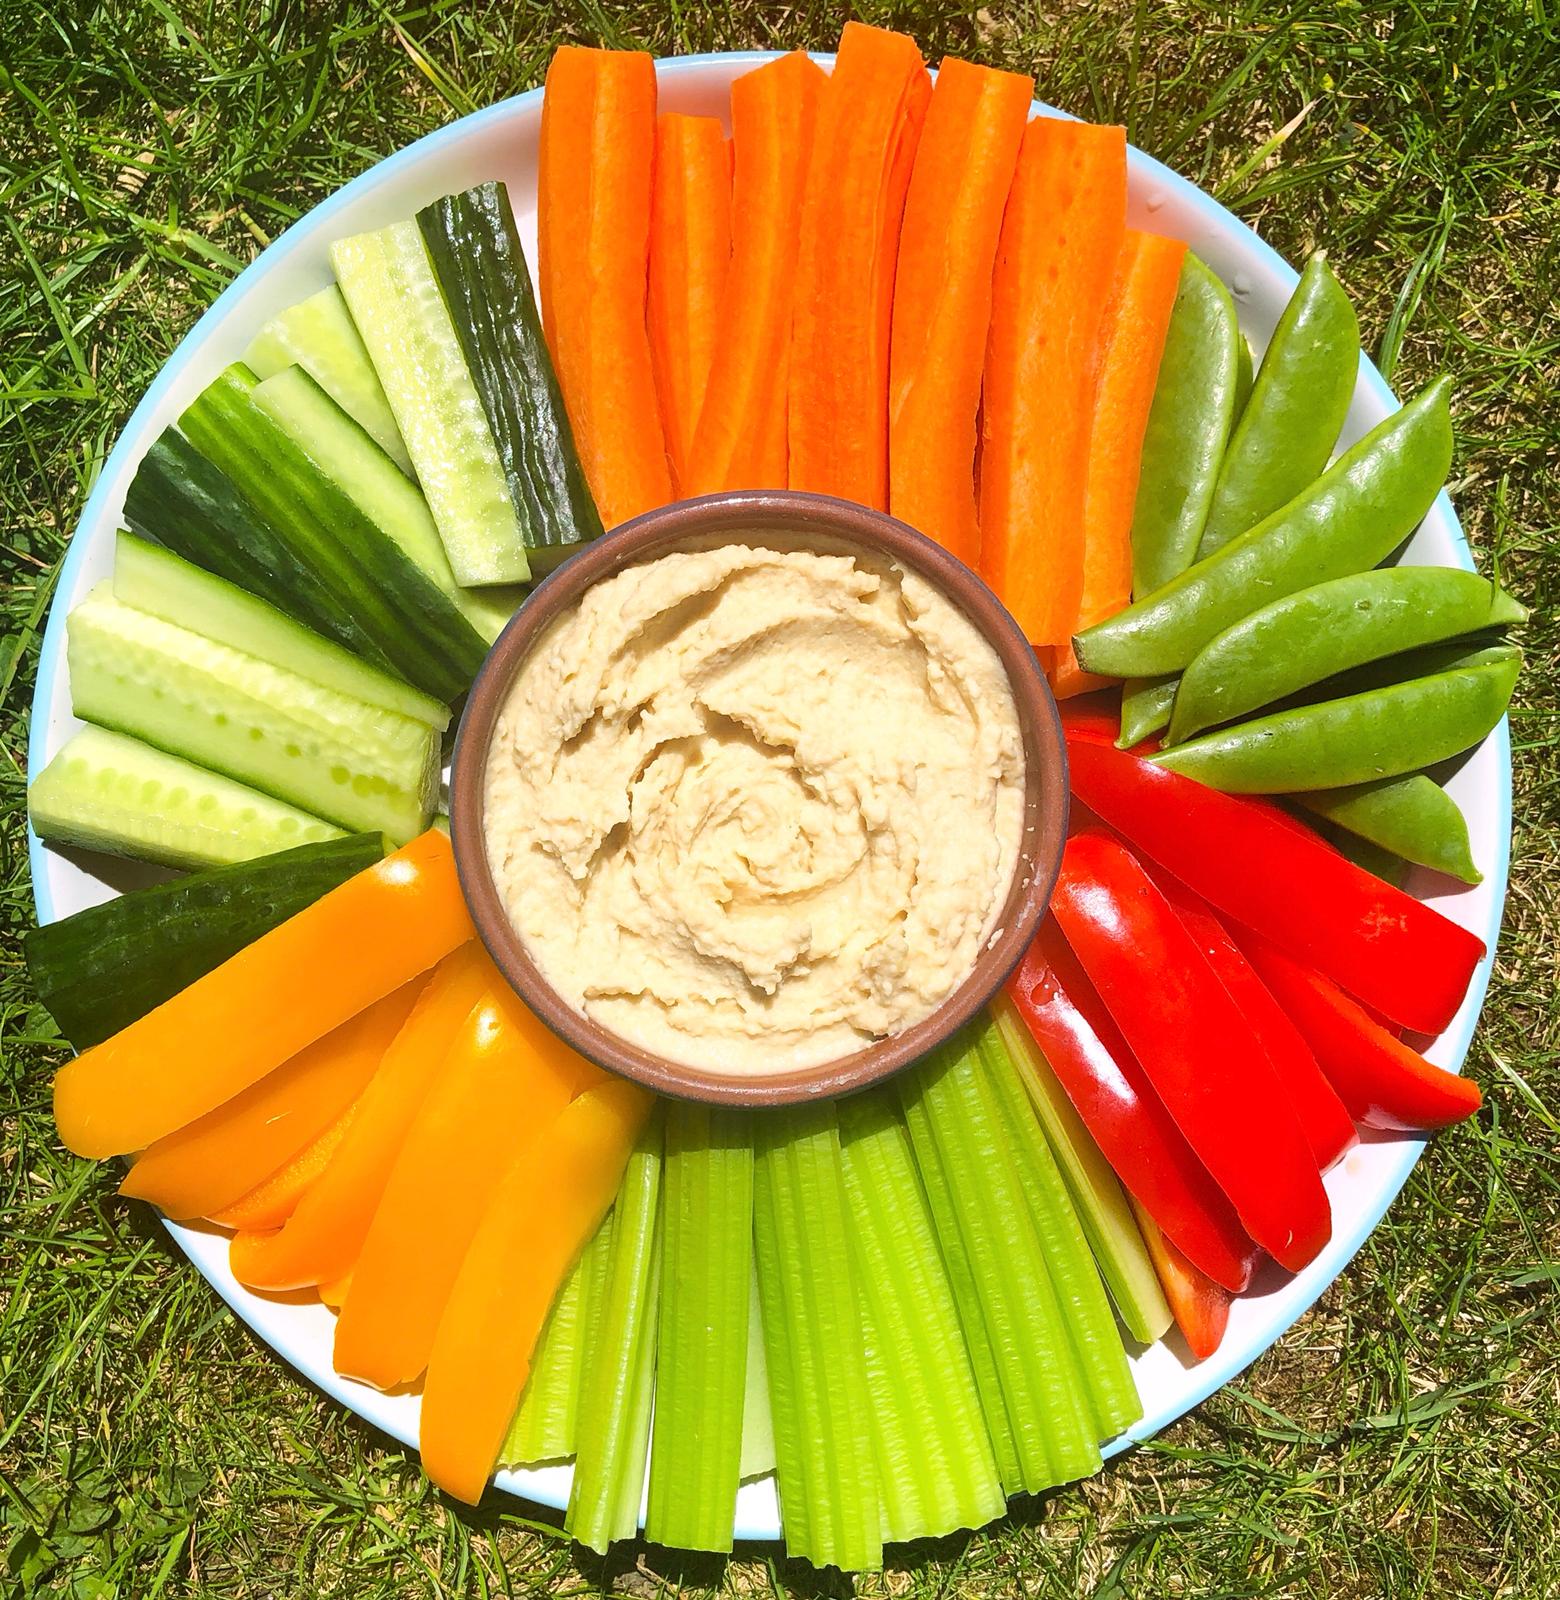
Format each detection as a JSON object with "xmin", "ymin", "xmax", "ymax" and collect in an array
[{"xmin": 26, "ymin": 34, "xmax": 1512, "ymax": 1566}]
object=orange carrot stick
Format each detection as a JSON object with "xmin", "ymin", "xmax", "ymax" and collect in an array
[
  {"xmin": 889, "ymin": 57, "xmax": 1033, "ymax": 566},
  {"xmin": 1051, "ymin": 230, "xmax": 1187, "ymax": 698},
  {"xmin": 120, "ymin": 981, "xmax": 420, "ymax": 1220},
  {"xmin": 211, "ymin": 1100, "xmax": 359, "ymax": 1233},
  {"xmin": 788, "ymin": 23, "xmax": 930, "ymax": 507},
  {"xmin": 681, "ymin": 52, "xmax": 825, "ymax": 495},
  {"xmin": 331, "ymin": 987, "xmax": 604, "ymax": 1390},
  {"xmin": 419, "ymin": 1079, "xmax": 652, "ymax": 1504},
  {"xmin": 648, "ymin": 113, "xmax": 732, "ymax": 492},
  {"xmin": 979, "ymin": 117, "xmax": 1127, "ymax": 650},
  {"xmin": 226, "ymin": 942, "xmax": 495, "ymax": 1290},
  {"xmin": 538, "ymin": 46, "xmax": 670, "ymax": 526},
  {"xmin": 54, "ymin": 830, "xmax": 471, "ymax": 1161}
]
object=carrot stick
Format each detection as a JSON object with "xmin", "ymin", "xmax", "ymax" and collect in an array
[
  {"xmin": 681, "ymin": 52, "xmax": 825, "ymax": 495},
  {"xmin": 53, "ymin": 830, "xmax": 472, "ymax": 1160},
  {"xmin": 788, "ymin": 22, "xmax": 931, "ymax": 507},
  {"xmin": 211, "ymin": 1100, "xmax": 359, "ymax": 1233},
  {"xmin": 419, "ymin": 1079, "xmax": 652, "ymax": 1504},
  {"xmin": 538, "ymin": 46, "xmax": 670, "ymax": 526},
  {"xmin": 648, "ymin": 113, "xmax": 732, "ymax": 492},
  {"xmin": 979, "ymin": 117, "xmax": 1127, "ymax": 651},
  {"xmin": 889, "ymin": 57, "xmax": 1033, "ymax": 566},
  {"xmin": 331, "ymin": 987, "xmax": 603, "ymax": 1390},
  {"xmin": 1052, "ymin": 229, "xmax": 1187, "ymax": 699},
  {"xmin": 227, "ymin": 942, "xmax": 496, "ymax": 1291},
  {"xmin": 120, "ymin": 981, "xmax": 420, "ymax": 1220}
]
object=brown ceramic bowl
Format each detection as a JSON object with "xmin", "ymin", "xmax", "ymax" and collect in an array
[{"xmin": 449, "ymin": 490, "xmax": 1069, "ymax": 1106}]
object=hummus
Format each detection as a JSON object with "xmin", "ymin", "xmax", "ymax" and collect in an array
[{"xmin": 483, "ymin": 543, "xmax": 1026, "ymax": 1075}]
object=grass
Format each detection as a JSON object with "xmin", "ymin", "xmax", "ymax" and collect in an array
[{"xmin": 1, "ymin": 1, "xmax": 1556, "ymax": 1594}]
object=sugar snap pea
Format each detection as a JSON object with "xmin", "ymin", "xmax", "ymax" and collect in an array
[
  {"xmin": 1309, "ymin": 818, "xmax": 1410, "ymax": 888},
  {"xmin": 1118, "ymin": 678, "xmax": 1177, "ymax": 748},
  {"xmin": 1073, "ymin": 378, "xmax": 1454, "ymax": 679},
  {"xmin": 1295, "ymin": 775, "xmax": 1481, "ymax": 885},
  {"xmin": 1197, "ymin": 252, "xmax": 1360, "ymax": 557},
  {"xmin": 1166, "ymin": 566, "xmax": 1526, "ymax": 744},
  {"xmin": 1151, "ymin": 643, "xmax": 1520, "ymax": 793}
]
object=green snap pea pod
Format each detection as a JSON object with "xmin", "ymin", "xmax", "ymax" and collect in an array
[
  {"xmin": 1166, "ymin": 566, "xmax": 1526, "ymax": 745},
  {"xmin": 1233, "ymin": 333, "xmax": 1254, "ymax": 418},
  {"xmin": 1152, "ymin": 643, "xmax": 1520, "ymax": 793},
  {"xmin": 1073, "ymin": 378, "xmax": 1454, "ymax": 680},
  {"xmin": 1197, "ymin": 252, "xmax": 1360, "ymax": 557},
  {"xmin": 1294, "ymin": 775, "xmax": 1481, "ymax": 885},
  {"xmin": 1309, "ymin": 819, "xmax": 1410, "ymax": 888},
  {"xmin": 1118, "ymin": 677, "xmax": 1177, "ymax": 748}
]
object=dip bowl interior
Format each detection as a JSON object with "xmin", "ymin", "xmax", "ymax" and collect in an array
[{"xmin": 449, "ymin": 490, "xmax": 1069, "ymax": 1106}]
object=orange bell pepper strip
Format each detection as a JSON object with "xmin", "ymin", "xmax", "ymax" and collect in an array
[
  {"xmin": 683, "ymin": 52, "xmax": 824, "ymax": 495},
  {"xmin": 889, "ymin": 57, "xmax": 1033, "ymax": 567},
  {"xmin": 53, "ymin": 830, "xmax": 473, "ymax": 1160},
  {"xmin": 1130, "ymin": 1198, "xmax": 1231, "ymax": 1361},
  {"xmin": 227, "ymin": 941, "xmax": 496, "ymax": 1292},
  {"xmin": 980, "ymin": 117, "xmax": 1127, "ymax": 651},
  {"xmin": 319, "ymin": 1272, "xmax": 352, "ymax": 1310},
  {"xmin": 212, "ymin": 1101, "xmax": 359, "ymax": 1233},
  {"xmin": 331, "ymin": 986, "xmax": 604, "ymax": 1390},
  {"xmin": 538, "ymin": 46, "xmax": 671, "ymax": 526},
  {"xmin": 119, "ymin": 981, "xmax": 419, "ymax": 1220},
  {"xmin": 648, "ymin": 113, "xmax": 732, "ymax": 492},
  {"xmin": 789, "ymin": 22, "xmax": 931, "ymax": 507},
  {"xmin": 420, "ymin": 1078, "xmax": 653, "ymax": 1504},
  {"xmin": 1052, "ymin": 229, "xmax": 1187, "ymax": 698}
]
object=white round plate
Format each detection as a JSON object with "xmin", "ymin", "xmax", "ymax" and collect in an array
[{"xmin": 27, "ymin": 52, "xmax": 1509, "ymax": 1544}]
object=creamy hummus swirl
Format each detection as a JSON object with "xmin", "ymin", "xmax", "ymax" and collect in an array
[{"xmin": 484, "ymin": 544, "xmax": 1025, "ymax": 1075}]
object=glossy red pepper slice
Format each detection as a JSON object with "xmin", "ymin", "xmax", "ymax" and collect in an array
[
  {"xmin": 1129, "ymin": 1197, "xmax": 1231, "ymax": 1361},
  {"xmin": 1008, "ymin": 917, "xmax": 1259, "ymax": 1292},
  {"xmin": 1233, "ymin": 928, "xmax": 1484, "ymax": 1131},
  {"xmin": 1052, "ymin": 828, "xmax": 1332, "ymax": 1273},
  {"xmin": 1065, "ymin": 736, "xmax": 1486, "ymax": 1036}
]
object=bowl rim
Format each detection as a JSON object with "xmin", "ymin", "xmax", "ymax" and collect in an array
[{"xmin": 448, "ymin": 488, "xmax": 1070, "ymax": 1106}]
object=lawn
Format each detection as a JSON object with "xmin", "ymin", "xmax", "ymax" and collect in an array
[{"xmin": 2, "ymin": 2, "xmax": 1557, "ymax": 1595}]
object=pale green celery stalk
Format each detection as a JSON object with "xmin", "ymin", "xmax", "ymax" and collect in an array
[
  {"xmin": 738, "ymin": 1265, "xmax": 775, "ymax": 1481},
  {"xmin": 991, "ymin": 995, "xmax": 1171, "ymax": 1346},
  {"xmin": 837, "ymin": 1090, "xmax": 1005, "ymax": 1544},
  {"xmin": 899, "ymin": 1086, "xmax": 1023, "ymax": 1495},
  {"xmin": 753, "ymin": 1102, "xmax": 882, "ymax": 1571},
  {"xmin": 646, "ymin": 1104, "xmax": 753, "ymax": 1553},
  {"xmin": 975, "ymin": 1018, "xmax": 1143, "ymax": 1442},
  {"xmin": 567, "ymin": 1111, "xmax": 663, "ymax": 1553},
  {"xmin": 900, "ymin": 1029, "xmax": 1100, "ymax": 1492}
]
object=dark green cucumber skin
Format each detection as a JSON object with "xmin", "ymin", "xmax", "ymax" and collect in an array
[
  {"xmin": 25, "ymin": 833, "xmax": 385, "ymax": 1050},
  {"xmin": 180, "ymin": 366, "xmax": 487, "ymax": 704},
  {"xmin": 417, "ymin": 183, "xmax": 604, "ymax": 556},
  {"xmin": 124, "ymin": 431, "xmax": 392, "ymax": 672}
]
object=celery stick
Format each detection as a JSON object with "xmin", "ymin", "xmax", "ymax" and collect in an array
[
  {"xmin": 568, "ymin": 1112, "xmax": 663, "ymax": 1552},
  {"xmin": 975, "ymin": 1019, "xmax": 1142, "ymax": 1442},
  {"xmin": 647, "ymin": 1104, "xmax": 753, "ymax": 1553},
  {"xmin": 753, "ymin": 1102, "xmax": 882, "ymax": 1571},
  {"xmin": 738, "ymin": 1266, "xmax": 775, "ymax": 1481},
  {"xmin": 837, "ymin": 1090, "xmax": 1006, "ymax": 1544},
  {"xmin": 992, "ymin": 996, "xmax": 1172, "ymax": 1346},
  {"xmin": 900, "ymin": 1029, "xmax": 1100, "ymax": 1492},
  {"xmin": 899, "ymin": 1086, "xmax": 1024, "ymax": 1495}
]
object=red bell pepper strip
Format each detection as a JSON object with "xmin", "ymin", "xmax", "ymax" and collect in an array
[
  {"xmin": 1065, "ymin": 736, "xmax": 1486, "ymax": 1036},
  {"xmin": 1008, "ymin": 918, "xmax": 1259, "ymax": 1292},
  {"xmin": 1052, "ymin": 828, "xmax": 1332, "ymax": 1273},
  {"xmin": 1232, "ymin": 928, "xmax": 1484, "ymax": 1131},
  {"xmin": 1129, "ymin": 1197, "xmax": 1231, "ymax": 1361}
]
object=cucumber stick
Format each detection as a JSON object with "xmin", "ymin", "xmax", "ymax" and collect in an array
[
  {"xmin": 418, "ymin": 183, "xmax": 603, "ymax": 572},
  {"xmin": 243, "ymin": 283, "xmax": 413, "ymax": 474},
  {"xmin": 113, "ymin": 533, "xmax": 448, "ymax": 730},
  {"xmin": 29, "ymin": 726, "xmax": 343, "ymax": 869},
  {"xmin": 67, "ymin": 585, "xmax": 438, "ymax": 842},
  {"xmin": 332, "ymin": 222, "xmax": 529, "ymax": 586},
  {"xmin": 252, "ymin": 368, "xmax": 523, "ymax": 644},
  {"xmin": 26, "ymin": 833, "xmax": 383, "ymax": 1050},
  {"xmin": 647, "ymin": 1104, "xmax": 752, "ymax": 1552},
  {"xmin": 837, "ymin": 1090, "xmax": 1006, "ymax": 1544},
  {"xmin": 569, "ymin": 1112, "xmax": 663, "ymax": 1553},
  {"xmin": 753, "ymin": 1102, "xmax": 881, "ymax": 1572},
  {"xmin": 991, "ymin": 996, "xmax": 1171, "ymax": 1346}
]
